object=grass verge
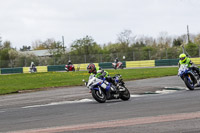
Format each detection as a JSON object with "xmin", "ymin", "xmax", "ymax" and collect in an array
[{"xmin": 0, "ymin": 67, "xmax": 178, "ymax": 95}]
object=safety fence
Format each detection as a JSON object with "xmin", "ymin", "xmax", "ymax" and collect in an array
[{"xmin": 1, "ymin": 58, "xmax": 200, "ymax": 74}]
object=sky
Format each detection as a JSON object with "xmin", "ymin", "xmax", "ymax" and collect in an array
[{"xmin": 0, "ymin": 0, "xmax": 200, "ymax": 49}]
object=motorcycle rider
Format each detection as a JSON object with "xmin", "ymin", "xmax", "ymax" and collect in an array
[
  {"xmin": 87, "ymin": 63, "xmax": 109, "ymax": 79},
  {"xmin": 66, "ymin": 60, "xmax": 73, "ymax": 70},
  {"xmin": 87, "ymin": 63, "xmax": 116, "ymax": 98},
  {"xmin": 114, "ymin": 58, "xmax": 119, "ymax": 69},
  {"xmin": 67, "ymin": 60, "xmax": 72, "ymax": 66},
  {"xmin": 178, "ymin": 53, "xmax": 200, "ymax": 76},
  {"xmin": 30, "ymin": 62, "xmax": 36, "ymax": 72},
  {"xmin": 114, "ymin": 58, "xmax": 119, "ymax": 63}
]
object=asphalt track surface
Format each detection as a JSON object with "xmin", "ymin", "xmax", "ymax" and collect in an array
[{"xmin": 1, "ymin": 76, "xmax": 200, "ymax": 133}]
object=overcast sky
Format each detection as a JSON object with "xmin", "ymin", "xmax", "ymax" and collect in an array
[{"xmin": 0, "ymin": 0, "xmax": 200, "ymax": 49}]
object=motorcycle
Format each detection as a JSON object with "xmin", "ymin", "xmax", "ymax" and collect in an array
[
  {"xmin": 178, "ymin": 64, "xmax": 200, "ymax": 90},
  {"xmin": 112, "ymin": 62, "xmax": 123, "ymax": 69},
  {"xmin": 83, "ymin": 74, "xmax": 130, "ymax": 103},
  {"xmin": 29, "ymin": 66, "xmax": 37, "ymax": 73},
  {"xmin": 65, "ymin": 64, "xmax": 75, "ymax": 72}
]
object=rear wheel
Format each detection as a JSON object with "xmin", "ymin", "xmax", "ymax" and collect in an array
[
  {"xmin": 120, "ymin": 86, "xmax": 130, "ymax": 101},
  {"xmin": 92, "ymin": 89, "xmax": 106, "ymax": 103},
  {"xmin": 184, "ymin": 75, "xmax": 194, "ymax": 90}
]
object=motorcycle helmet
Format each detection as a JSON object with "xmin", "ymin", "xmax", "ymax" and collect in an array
[
  {"xmin": 179, "ymin": 53, "xmax": 187, "ymax": 63},
  {"xmin": 87, "ymin": 63, "xmax": 96, "ymax": 74}
]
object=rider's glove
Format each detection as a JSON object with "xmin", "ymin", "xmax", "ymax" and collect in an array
[{"xmin": 99, "ymin": 75, "xmax": 104, "ymax": 79}]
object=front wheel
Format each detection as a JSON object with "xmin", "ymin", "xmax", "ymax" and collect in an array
[
  {"xmin": 119, "ymin": 86, "xmax": 130, "ymax": 101},
  {"xmin": 184, "ymin": 76, "xmax": 194, "ymax": 90},
  {"xmin": 91, "ymin": 89, "xmax": 106, "ymax": 103}
]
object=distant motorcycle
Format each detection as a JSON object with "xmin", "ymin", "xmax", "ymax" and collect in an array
[
  {"xmin": 29, "ymin": 66, "xmax": 37, "ymax": 73},
  {"xmin": 83, "ymin": 74, "xmax": 130, "ymax": 103},
  {"xmin": 178, "ymin": 64, "xmax": 200, "ymax": 90},
  {"xmin": 65, "ymin": 65, "xmax": 75, "ymax": 72},
  {"xmin": 112, "ymin": 62, "xmax": 123, "ymax": 69}
]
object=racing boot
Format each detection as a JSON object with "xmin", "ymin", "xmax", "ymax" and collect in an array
[
  {"xmin": 100, "ymin": 83, "xmax": 111, "ymax": 99},
  {"xmin": 110, "ymin": 84, "xmax": 117, "ymax": 92},
  {"xmin": 106, "ymin": 89, "xmax": 112, "ymax": 100}
]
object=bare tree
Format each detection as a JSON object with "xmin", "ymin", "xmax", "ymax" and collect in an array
[
  {"xmin": 157, "ymin": 32, "xmax": 172, "ymax": 48},
  {"xmin": 117, "ymin": 29, "xmax": 136, "ymax": 46},
  {"xmin": 194, "ymin": 34, "xmax": 200, "ymax": 45}
]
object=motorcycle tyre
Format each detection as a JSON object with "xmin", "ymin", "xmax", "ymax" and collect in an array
[
  {"xmin": 120, "ymin": 86, "xmax": 130, "ymax": 101},
  {"xmin": 184, "ymin": 77, "xmax": 194, "ymax": 90},
  {"xmin": 91, "ymin": 89, "xmax": 106, "ymax": 103}
]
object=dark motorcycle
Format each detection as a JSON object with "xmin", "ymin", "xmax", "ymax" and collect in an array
[
  {"xmin": 29, "ymin": 66, "xmax": 37, "ymax": 73},
  {"xmin": 83, "ymin": 74, "xmax": 130, "ymax": 103},
  {"xmin": 65, "ymin": 65, "xmax": 75, "ymax": 72},
  {"xmin": 178, "ymin": 64, "xmax": 200, "ymax": 90},
  {"xmin": 112, "ymin": 62, "xmax": 123, "ymax": 69}
]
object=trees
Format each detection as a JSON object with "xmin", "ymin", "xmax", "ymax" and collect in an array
[
  {"xmin": 185, "ymin": 42, "xmax": 198, "ymax": 57},
  {"xmin": 0, "ymin": 41, "xmax": 12, "ymax": 68},
  {"xmin": 20, "ymin": 45, "xmax": 31, "ymax": 51},
  {"xmin": 117, "ymin": 29, "xmax": 136, "ymax": 52},
  {"xmin": 0, "ymin": 48, "xmax": 10, "ymax": 68},
  {"xmin": 70, "ymin": 36, "xmax": 103, "ymax": 63},
  {"xmin": 1, "ymin": 30, "xmax": 200, "ymax": 68},
  {"xmin": 194, "ymin": 34, "xmax": 200, "ymax": 45},
  {"xmin": 32, "ymin": 38, "xmax": 63, "ymax": 50},
  {"xmin": 8, "ymin": 49, "xmax": 18, "ymax": 67},
  {"xmin": 173, "ymin": 38, "xmax": 183, "ymax": 47},
  {"xmin": 157, "ymin": 32, "xmax": 172, "ymax": 49},
  {"xmin": 0, "ymin": 36, "xmax": 2, "ymax": 48}
]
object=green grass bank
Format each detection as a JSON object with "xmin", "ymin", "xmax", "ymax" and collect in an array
[{"xmin": 0, "ymin": 67, "xmax": 178, "ymax": 95}]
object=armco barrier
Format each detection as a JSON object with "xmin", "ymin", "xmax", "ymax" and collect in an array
[
  {"xmin": 74, "ymin": 63, "xmax": 99, "ymax": 71},
  {"xmin": 99, "ymin": 62, "xmax": 126, "ymax": 69},
  {"xmin": 99, "ymin": 62, "xmax": 112, "ymax": 69},
  {"xmin": 23, "ymin": 67, "xmax": 30, "ymax": 73},
  {"xmin": 191, "ymin": 58, "xmax": 200, "ymax": 65},
  {"xmin": 23, "ymin": 66, "xmax": 48, "ymax": 73},
  {"xmin": 1, "ymin": 67, "xmax": 23, "ymax": 74},
  {"xmin": 36, "ymin": 66, "xmax": 48, "ymax": 72},
  {"xmin": 47, "ymin": 63, "xmax": 99, "ymax": 72},
  {"xmin": 155, "ymin": 59, "xmax": 179, "ymax": 66},
  {"xmin": 47, "ymin": 65, "xmax": 65, "ymax": 71},
  {"xmin": 126, "ymin": 60, "xmax": 155, "ymax": 68}
]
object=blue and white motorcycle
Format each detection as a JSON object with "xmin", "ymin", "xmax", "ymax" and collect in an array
[
  {"xmin": 178, "ymin": 64, "xmax": 200, "ymax": 90},
  {"xmin": 83, "ymin": 74, "xmax": 130, "ymax": 103}
]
